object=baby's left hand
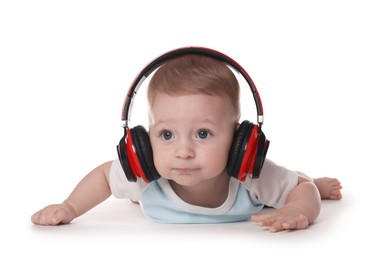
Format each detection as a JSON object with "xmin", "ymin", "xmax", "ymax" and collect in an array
[{"xmin": 251, "ymin": 206, "xmax": 309, "ymax": 232}]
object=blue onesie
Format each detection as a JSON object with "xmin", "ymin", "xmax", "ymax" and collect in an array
[{"xmin": 109, "ymin": 159, "xmax": 298, "ymax": 224}]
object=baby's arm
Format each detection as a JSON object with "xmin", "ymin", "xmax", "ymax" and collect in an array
[
  {"xmin": 251, "ymin": 176, "xmax": 321, "ymax": 232},
  {"xmin": 31, "ymin": 160, "xmax": 113, "ymax": 226}
]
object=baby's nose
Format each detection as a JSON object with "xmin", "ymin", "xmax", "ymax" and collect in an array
[{"xmin": 174, "ymin": 140, "xmax": 195, "ymax": 159}]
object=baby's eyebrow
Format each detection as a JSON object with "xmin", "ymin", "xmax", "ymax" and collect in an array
[
  {"xmin": 150, "ymin": 120, "xmax": 168, "ymax": 128},
  {"xmin": 197, "ymin": 119, "xmax": 220, "ymax": 126}
]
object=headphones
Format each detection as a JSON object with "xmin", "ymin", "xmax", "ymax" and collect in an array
[{"xmin": 117, "ymin": 47, "xmax": 270, "ymax": 183}]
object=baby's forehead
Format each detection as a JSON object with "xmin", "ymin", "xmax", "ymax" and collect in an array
[
  {"xmin": 148, "ymin": 92, "xmax": 239, "ymax": 121},
  {"xmin": 149, "ymin": 91, "xmax": 232, "ymax": 105},
  {"xmin": 148, "ymin": 93, "xmax": 238, "ymax": 127}
]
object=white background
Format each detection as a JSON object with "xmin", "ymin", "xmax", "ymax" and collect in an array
[{"xmin": 1, "ymin": 0, "xmax": 389, "ymax": 259}]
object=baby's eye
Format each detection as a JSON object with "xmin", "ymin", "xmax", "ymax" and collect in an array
[
  {"xmin": 160, "ymin": 130, "xmax": 173, "ymax": 140},
  {"xmin": 196, "ymin": 130, "xmax": 210, "ymax": 139}
]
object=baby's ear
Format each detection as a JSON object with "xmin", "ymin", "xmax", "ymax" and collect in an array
[{"xmin": 235, "ymin": 122, "xmax": 240, "ymax": 131}]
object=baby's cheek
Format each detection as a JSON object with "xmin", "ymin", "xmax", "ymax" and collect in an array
[
  {"xmin": 208, "ymin": 154, "xmax": 230, "ymax": 173},
  {"xmin": 152, "ymin": 156, "xmax": 168, "ymax": 177}
]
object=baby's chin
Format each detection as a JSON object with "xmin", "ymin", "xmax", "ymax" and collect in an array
[{"xmin": 169, "ymin": 175, "xmax": 201, "ymax": 186}]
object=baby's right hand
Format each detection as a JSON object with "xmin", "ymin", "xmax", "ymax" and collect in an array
[{"xmin": 31, "ymin": 203, "xmax": 76, "ymax": 226}]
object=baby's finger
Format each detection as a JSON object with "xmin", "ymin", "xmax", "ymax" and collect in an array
[
  {"xmin": 49, "ymin": 211, "xmax": 64, "ymax": 225},
  {"xmin": 281, "ymin": 214, "xmax": 309, "ymax": 230},
  {"xmin": 253, "ymin": 215, "xmax": 282, "ymax": 228},
  {"xmin": 268, "ymin": 221, "xmax": 287, "ymax": 232},
  {"xmin": 30, "ymin": 211, "xmax": 42, "ymax": 225},
  {"xmin": 41, "ymin": 211, "xmax": 60, "ymax": 225},
  {"xmin": 251, "ymin": 213, "xmax": 272, "ymax": 223}
]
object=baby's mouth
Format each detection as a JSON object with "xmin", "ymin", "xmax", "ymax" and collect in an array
[{"xmin": 172, "ymin": 167, "xmax": 199, "ymax": 173}]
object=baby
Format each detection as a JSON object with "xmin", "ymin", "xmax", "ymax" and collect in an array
[{"xmin": 31, "ymin": 48, "xmax": 342, "ymax": 232}]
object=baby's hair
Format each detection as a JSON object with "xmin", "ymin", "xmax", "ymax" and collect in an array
[{"xmin": 147, "ymin": 54, "xmax": 240, "ymax": 119}]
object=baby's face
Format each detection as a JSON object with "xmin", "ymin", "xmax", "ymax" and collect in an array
[{"xmin": 148, "ymin": 93, "xmax": 237, "ymax": 187}]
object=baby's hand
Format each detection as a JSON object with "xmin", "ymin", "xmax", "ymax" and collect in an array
[
  {"xmin": 31, "ymin": 203, "xmax": 76, "ymax": 226},
  {"xmin": 251, "ymin": 206, "xmax": 309, "ymax": 232}
]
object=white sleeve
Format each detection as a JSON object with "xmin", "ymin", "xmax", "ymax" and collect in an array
[
  {"xmin": 243, "ymin": 158, "xmax": 299, "ymax": 209},
  {"xmin": 109, "ymin": 159, "xmax": 148, "ymax": 201}
]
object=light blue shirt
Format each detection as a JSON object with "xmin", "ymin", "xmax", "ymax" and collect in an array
[
  {"xmin": 140, "ymin": 178, "xmax": 264, "ymax": 223},
  {"xmin": 109, "ymin": 159, "xmax": 298, "ymax": 224}
]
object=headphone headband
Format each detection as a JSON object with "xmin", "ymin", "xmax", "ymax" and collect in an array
[{"xmin": 121, "ymin": 46, "xmax": 264, "ymax": 127}]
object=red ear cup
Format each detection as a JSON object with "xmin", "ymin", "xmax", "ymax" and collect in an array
[
  {"xmin": 116, "ymin": 126, "xmax": 160, "ymax": 182},
  {"xmin": 226, "ymin": 120, "xmax": 269, "ymax": 181},
  {"xmin": 117, "ymin": 129, "xmax": 137, "ymax": 182},
  {"xmin": 251, "ymin": 127, "xmax": 269, "ymax": 179},
  {"xmin": 226, "ymin": 121, "xmax": 252, "ymax": 179}
]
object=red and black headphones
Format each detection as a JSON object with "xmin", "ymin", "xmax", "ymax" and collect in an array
[{"xmin": 117, "ymin": 47, "xmax": 270, "ymax": 183}]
